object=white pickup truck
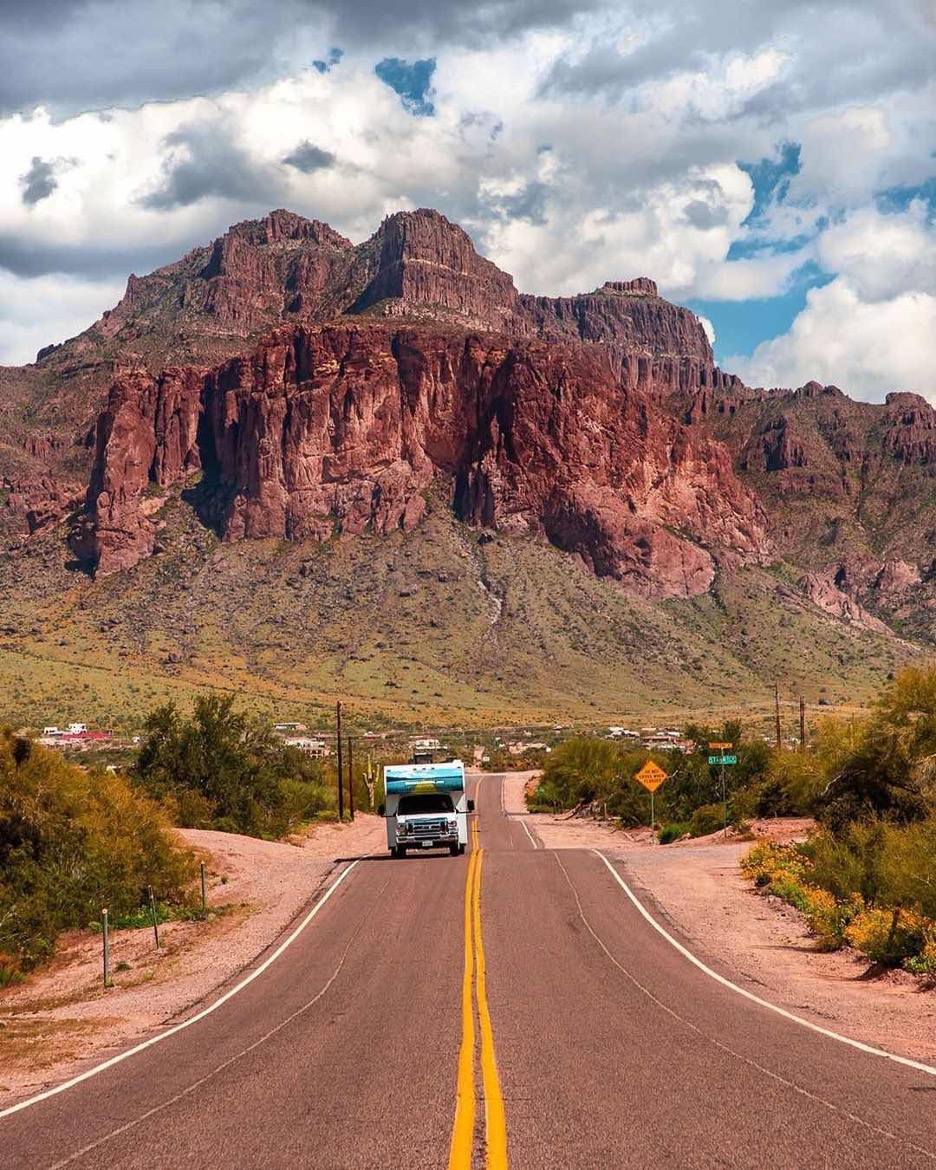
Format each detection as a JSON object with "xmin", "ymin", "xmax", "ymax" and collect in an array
[{"xmin": 384, "ymin": 760, "xmax": 473, "ymax": 858}]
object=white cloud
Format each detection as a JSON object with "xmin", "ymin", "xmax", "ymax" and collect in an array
[
  {"xmin": 729, "ymin": 281, "xmax": 936, "ymax": 402},
  {"xmin": 816, "ymin": 203, "xmax": 936, "ymax": 301},
  {"xmin": 731, "ymin": 204, "xmax": 936, "ymax": 400},
  {"xmin": 698, "ymin": 314, "xmax": 715, "ymax": 345},
  {"xmin": 0, "ymin": 269, "xmax": 124, "ymax": 365},
  {"xmin": 0, "ymin": 0, "xmax": 932, "ymax": 404},
  {"xmin": 785, "ymin": 86, "xmax": 936, "ymax": 213}
]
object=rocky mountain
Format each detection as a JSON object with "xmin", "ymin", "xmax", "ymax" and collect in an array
[
  {"xmin": 682, "ymin": 379, "xmax": 936, "ymax": 638},
  {"xmin": 0, "ymin": 206, "xmax": 933, "ymax": 727},
  {"xmin": 69, "ymin": 322, "xmax": 767, "ymax": 597},
  {"xmin": 1, "ymin": 208, "xmax": 733, "ymax": 542}
]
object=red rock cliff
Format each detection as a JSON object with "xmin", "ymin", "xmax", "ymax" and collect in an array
[{"xmin": 73, "ymin": 322, "xmax": 770, "ymax": 597}]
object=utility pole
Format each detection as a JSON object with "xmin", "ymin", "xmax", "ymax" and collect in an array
[
  {"xmin": 347, "ymin": 735, "xmax": 355, "ymax": 821},
  {"xmin": 799, "ymin": 696, "xmax": 806, "ymax": 753},
  {"xmin": 336, "ymin": 701, "xmax": 344, "ymax": 821},
  {"xmin": 774, "ymin": 682, "xmax": 782, "ymax": 750}
]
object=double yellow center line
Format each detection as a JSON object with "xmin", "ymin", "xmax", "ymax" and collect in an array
[{"xmin": 449, "ymin": 816, "xmax": 508, "ymax": 1170}]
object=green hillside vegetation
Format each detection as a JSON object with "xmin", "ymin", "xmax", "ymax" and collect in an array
[
  {"xmin": 0, "ymin": 484, "xmax": 910, "ymax": 731},
  {"xmin": 0, "ymin": 730, "xmax": 195, "ymax": 983}
]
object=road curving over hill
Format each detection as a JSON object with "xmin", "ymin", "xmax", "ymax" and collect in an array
[{"xmin": 2, "ymin": 775, "xmax": 935, "ymax": 1168}]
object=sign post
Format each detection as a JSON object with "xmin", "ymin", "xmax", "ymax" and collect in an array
[
  {"xmin": 708, "ymin": 744, "xmax": 736, "ymax": 836},
  {"xmin": 635, "ymin": 760, "xmax": 668, "ymax": 829}
]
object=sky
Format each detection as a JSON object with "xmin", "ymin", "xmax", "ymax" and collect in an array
[{"xmin": 0, "ymin": 0, "xmax": 934, "ymax": 402}]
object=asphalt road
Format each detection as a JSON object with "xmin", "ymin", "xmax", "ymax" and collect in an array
[{"xmin": 2, "ymin": 775, "xmax": 935, "ymax": 1169}]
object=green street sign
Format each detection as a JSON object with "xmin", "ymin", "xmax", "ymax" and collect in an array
[{"xmin": 708, "ymin": 754, "xmax": 738, "ymax": 765}]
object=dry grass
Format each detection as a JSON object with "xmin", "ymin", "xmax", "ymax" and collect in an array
[{"xmin": 0, "ymin": 489, "xmax": 912, "ymax": 732}]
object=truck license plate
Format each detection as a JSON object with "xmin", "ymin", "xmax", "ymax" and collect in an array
[{"xmin": 421, "ymin": 841, "xmax": 434, "ymax": 848}]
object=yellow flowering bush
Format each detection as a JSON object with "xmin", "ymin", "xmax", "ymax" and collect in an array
[
  {"xmin": 801, "ymin": 888, "xmax": 862, "ymax": 952},
  {"xmin": 844, "ymin": 908, "xmax": 927, "ymax": 967},
  {"xmin": 742, "ymin": 841, "xmax": 933, "ymax": 965},
  {"xmin": 740, "ymin": 842, "xmax": 809, "ymax": 888}
]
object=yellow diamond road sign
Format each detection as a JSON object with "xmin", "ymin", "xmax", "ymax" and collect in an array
[{"xmin": 636, "ymin": 761, "xmax": 667, "ymax": 792}]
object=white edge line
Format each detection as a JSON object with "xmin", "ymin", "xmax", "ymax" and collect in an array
[
  {"xmin": 518, "ymin": 817, "xmax": 539, "ymax": 850},
  {"xmin": 0, "ymin": 859, "xmax": 361, "ymax": 1120},
  {"xmin": 593, "ymin": 850, "xmax": 936, "ymax": 1078}
]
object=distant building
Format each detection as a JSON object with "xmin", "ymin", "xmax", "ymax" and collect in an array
[
  {"xmin": 284, "ymin": 737, "xmax": 329, "ymax": 758},
  {"xmin": 411, "ymin": 737, "xmax": 442, "ymax": 753},
  {"xmin": 274, "ymin": 722, "xmax": 307, "ymax": 733}
]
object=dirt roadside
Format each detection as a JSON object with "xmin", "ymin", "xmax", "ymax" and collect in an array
[
  {"xmin": 501, "ymin": 773, "xmax": 935, "ymax": 1065},
  {"xmin": 0, "ymin": 814, "xmax": 386, "ymax": 1104}
]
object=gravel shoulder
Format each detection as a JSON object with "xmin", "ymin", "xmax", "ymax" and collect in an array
[
  {"xmin": 502, "ymin": 772, "xmax": 936, "ymax": 1065},
  {"xmin": 0, "ymin": 814, "xmax": 386, "ymax": 1104}
]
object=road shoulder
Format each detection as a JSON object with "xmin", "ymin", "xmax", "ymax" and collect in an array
[
  {"xmin": 0, "ymin": 815, "xmax": 385, "ymax": 1105},
  {"xmin": 501, "ymin": 774, "xmax": 934, "ymax": 1064}
]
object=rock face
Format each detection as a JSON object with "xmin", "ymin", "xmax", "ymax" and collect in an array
[
  {"xmin": 9, "ymin": 204, "xmax": 935, "ymax": 638},
  {"xmin": 352, "ymin": 211, "xmax": 521, "ymax": 331},
  {"xmin": 73, "ymin": 323, "xmax": 770, "ymax": 597},
  {"xmin": 681, "ymin": 377, "xmax": 936, "ymax": 637},
  {"xmin": 799, "ymin": 570, "xmax": 890, "ymax": 634},
  {"xmin": 2, "ymin": 208, "xmax": 732, "ymax": 542}
]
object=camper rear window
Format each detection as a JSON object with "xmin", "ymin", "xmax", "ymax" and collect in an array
[{"xmin": 398, "ymin": 793, "xmax": 455, "ymax": 814}]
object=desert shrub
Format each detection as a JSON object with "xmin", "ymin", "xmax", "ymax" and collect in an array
[
  {"xmin": 0, "ymin": 729, "xmax": 195, "ymax": 980},
  {"xmin": 744, "ymin": 831, "xmax": 934, "ymax": 965},
  {"xmin": 845, "ymin": 908, "xmax": 926, "ymax": 967},
  {"xmin": 279, "ymin": 778, "xmax": 331, "ymax": 831},
  {"xmin": 767, "ymin": 877, "xmax": 811, "ymax": 913},
  {"xmin": 802, "ymin": 825, "xmax": 882, "ymax": 904},
  {"xmin": 874, "ymin": 820, "xmax": 936, "ymax": 919},
  {"xmin": 800, "ymin": 887, "xmax": 861, "ymax": 951},
  {"xmin": 818, "ymin": 735, "xmax": 927, "ymax": 832},
  {"xmin": 658, "ymin": 822, "xmax": 690, "ymax": 844},
  {"xmin": 814, "ymin": 666, "xmax": 936, "ymax": 832},
  {"xmin": 804, "ymin": 820, "xmax": 936, "ymax": 918},
  {"xmin": 905, "ymin": 938, "xmax": 936, "ymax": 977},
  {"xmin": 755, "ymin": 751, "xmax": 827, "ymax": 816},
  {"xmin": 134, "ymin": 696, "xmax": 331, "ymax": 838},
  {"xmin": 689, "ymin": 803, "xmax": 725, "ymax": 838}
]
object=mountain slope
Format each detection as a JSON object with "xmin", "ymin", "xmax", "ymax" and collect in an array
[
  {"xmin": 0, "ymin": 488, "xmax": 907, "ymax": 730},
  {"xmin": 0, "ymin": 206, "xmax": 932, "ymax": 728},
  {"xmin": 683, "ymin": 380, "xmax": 936, "ymax": 639}
]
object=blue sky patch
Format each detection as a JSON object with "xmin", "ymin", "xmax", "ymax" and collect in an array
[
  {"xmin": 726, "ymin": 233, "xmax": 813, "ymax": 262},
  {"xmin": 687, "ymin": 262, "xmax": 832, "ymax": 362},
  {"xmin": 375, "ymin": 57, "xmax": 436, "ymax": 116},
  {"xmin": 876, "ymin": 175, "xmax": 936, "ymax": 215},
  {"xmin": 738, "ymin": 141, "xmax": 801, "ymax": 226},
  {"xmin": 312, "ymin": 48, "xmax": 343, "ymax": 74}
]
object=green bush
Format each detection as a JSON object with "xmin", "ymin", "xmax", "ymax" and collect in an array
[
  {"xmin": 657, "ymin": 822, "xmax": 690, "ymax": 844},
  {"xmin": 0, "ymin": 730, "xmax": 195, "ymax": 980},
  {"xmin": 134, "ymin": 696, "xmax": 332, "ymax": 838},
  {"xmin": 767, "ymin": 877, "xmax": 811, "ymax": 913},
  {"xmin": 803, "ymin": 821, "xmax": 936, "ymax": 918},
  {"xmin": 689, "ymin": 803, "xmax": 725, "ymax": 838}
]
